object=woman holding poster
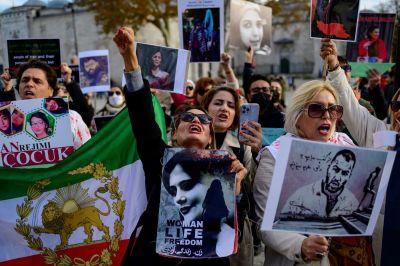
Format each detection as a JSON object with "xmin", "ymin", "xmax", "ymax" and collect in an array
[{"xmin": 113, "ymin": 27, "xmax": 247, "ymax": 265}]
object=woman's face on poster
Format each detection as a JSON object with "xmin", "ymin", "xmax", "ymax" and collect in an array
[
  {"xmin": 169, "ymin": 164, "xmax": 210, "ymax": 223},
  {"xmin": 152, "ymin": 51, "xmax": 162, "ymax": 67},
  {"xmin": 0, "ymin": 113, "xmax": 10, "ymax": 132},
  {"xmin": 369, "ymin": 28, "xmax": 380, "ymax": 40},
  {"xmin": 30, "ymin": 116, "xmax": 48, "ymax": 138},
  {"xmin": 240, "ymin": 8, "xmax": 264, "ymax": 50}
]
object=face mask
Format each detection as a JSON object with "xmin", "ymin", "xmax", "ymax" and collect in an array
[
  {"xmin": 108, "ymin": 95, "xmax": 124, "ymax": 106},
  {"xmin": 251, "ymin": 92, "xmax": 270, "ymax": 110}
]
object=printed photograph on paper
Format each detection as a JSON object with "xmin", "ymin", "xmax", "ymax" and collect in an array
[
  {"xmin": 229, "ymin": 0, "xmax": 272, "ymax": 56},
  {"xmin": 79, "ymin": 50, "xmax": 110, "ymax": 93},
  {"xmin": 262, "ymin": 137, "xmax": 395, "ymax": 236},
  {"xmin": 156, "ymin": 148, "xmax": 237, "ymax": 258}
]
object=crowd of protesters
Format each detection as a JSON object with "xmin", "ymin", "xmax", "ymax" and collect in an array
[{"xmin": 0, "ymin": 24, "xmax": 398, "ymax": 266}]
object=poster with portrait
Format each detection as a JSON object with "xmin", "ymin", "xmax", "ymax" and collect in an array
[
  {"xmin": 261, "ymin": 137, "xmax": 395, "ymax": 236},
  {"xmin": 178, "ymin": 0, "xmax": 224, "ymax": 63},
  {"xmin": 346, "ymin": 13, "xmax": 396, "ymax": 63},
  {"xmin": 136, "ymin": 43, "xmax": 190, "ymax": 94},
  {"xmin": 7, "ymin": 39, "xmax": 61, "ymax": 78},
  {"xmin": 0, "ymin": 97, "xmax": 74, "ymax": 168},
  {"xmin": 229, "ymin": 0, "xmax": 272, "ymax": 56},
  {"xmin": 78, "ymin": 50, "xmax": 110, "ymax": 93},
  {"xmin": 156, "ymin": 148, "xmax": 237, "ymax": 258},
  {"xmin": 310, "ymin": 0, "xmax": 361, "ymax": 41}
]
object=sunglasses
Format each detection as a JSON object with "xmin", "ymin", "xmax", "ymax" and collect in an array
[
  {"xmin": 108, "ymin": 91, "xmax": 122, "ymax": 96},
  {"xmin": 179, "ymin": 112, "xmax": 212, "ymax": 124},
  {"xmin": 390, "ymin": 101, "xmax": 400, "ymax": 112},
  {"xmin": 186, "ymin": 86, "xmax": 194, "ymax": 91},
  {"xmin": 304, "ymin": 103, "xmax": 344, "ymax": 119},
  {"xmin": 250, "ymin": 87, "xmax": 271, "ymax": 94}
]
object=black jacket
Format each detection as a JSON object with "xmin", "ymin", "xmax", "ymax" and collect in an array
[{"xmin": 122, "ymin": 80, "xmax": 229, "ymax": 266}]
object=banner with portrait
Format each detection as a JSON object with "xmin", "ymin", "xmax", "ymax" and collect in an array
[
  {"xmin": 0, "ymin": 97, "xmax": 74, "ymax": 168},
  {"xmin": 261, "ymin": 137, "xmax": 395, "ymax": 236},
  {"xmin": 178, "ymin": 0, "xmax": 224, "ymax": 63},
  {"xmin": 310, "ymin": 0, "xmax": 360, "ymax": 41},
  {"xmin": 156, "ymin": 148, "xmax": 237, "ymax": 258},
  {"xmin": 136, "ymin": 43, "xmax": 190, "ymax": 94},
  {"xmin": 229, "ymin": 0, "xmax": 272, "ymax": 56},
  {"xmin": 78, "ymin": 50, "xmax": 110, "ymax": 93},
  {"xmin": 7, "ymin": 39, "xmax": 61, "ymax": 78},
  {"xmin": 346, "ymin": 13, "xmax": 396, "ymax": 63}
]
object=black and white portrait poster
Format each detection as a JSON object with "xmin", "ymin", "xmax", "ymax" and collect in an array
[
  {"xmin": 310, "ymin": 0, "xmax": 361, "ymax": 41},
  {"xmin": 229, "ymin": 0, "xmax": 272, "ymax": 56},
  {"xmin": 346, "ymin": 13, "xmax": 396, "ymax": 63},
  {"xmin": 156, "ymin": 148, "xmax": 237, "ymax": 258},
  {"xmin": 136, "ymin": 43, "xmax": 190, "ymax": 94},
  {"xmin": 78, "ymin": 50, "xmax": 110, "ymax": 93},
  {"xmin": 262, "ymin": 137, "xmax": 395, "ymax": 236},
  {"xmin": 178, "ymin": 0, "xmax": 224, "ymax": 63}
]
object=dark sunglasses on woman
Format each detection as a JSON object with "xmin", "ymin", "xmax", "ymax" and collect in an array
[
  {"xmin": 186, "ymin": 86, "xmax": 194, "ymax": 91},
  {"xmin": 179, "ymin": 112, "xmax": 212, "ymax": 124},
  {"xmin": 390, "ymin": 101, "xmax": 400, "ymax": 112},
  {"xmin": 305, "ymin": 103, "xmax": 344, "ymax": 119},
  {"xmin": 108, "ymin": 91, "xmax": 122, "ymax": 96}
]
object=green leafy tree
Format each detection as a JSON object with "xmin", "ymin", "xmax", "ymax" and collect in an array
[{"xmin": 76, "ymin": 0, "xmax": 177, "ymax": 46}]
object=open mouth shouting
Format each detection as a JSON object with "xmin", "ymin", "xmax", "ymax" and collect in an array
[
  {"xmin": 318, "ymin": 123, "xmax": 331, "ymax": 136},
  {"xmin": 189, "ymin": 124, "xmax": 202, "ymax": 134}
]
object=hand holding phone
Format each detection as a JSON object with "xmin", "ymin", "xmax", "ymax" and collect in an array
[{"xmin": 238, "ymin": 103, "xmax": 259, "ymax": 142}]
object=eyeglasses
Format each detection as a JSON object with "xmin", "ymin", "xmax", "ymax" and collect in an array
[
  {"xmin": 186, "ymin": 86, "xmax": 194, "ymax": 91},
  {"xmin": 304, "ymin": 103, "xmax": 343, "ymax": 119},
  {"xmin": 108, "ymin": 91, "xmax": 122, "ymax": 96},
  {"xmin": 179, "ymin": 112, "xmax": 212, "ymax": 124},
  {"xmin": 390, "ymin": 101, "xmax": 400, "ymax": 112},
  {"xmin": 250, "ymin": 87, "xmax": 271, "ymax": 94}
]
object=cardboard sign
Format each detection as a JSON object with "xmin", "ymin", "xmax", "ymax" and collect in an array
[
  {"xmin": 7, "ymin": 39, "xmax": 61, "ymax": 78},
  {"xmin": 156, "ymin": 148, "xmax": 237, "ymax": 258},
  {"xmin": 0, "ymin": 97, "xmax": 74, "ymax": 168},
  {"xmin": 262, "ymin": 137, "xmax": 395, "ymax": 236}
]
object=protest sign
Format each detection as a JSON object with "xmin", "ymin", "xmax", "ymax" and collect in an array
[
  {"xmin": 310, "ymin": 0, "xmax": 360, "ymax": 41},
  {"xmin": 346, "ymin": 13, "xmax": 396, "ymax": 63},
  {"xmin": 262, "ymin": 137, "xmax": 395, "ymax": 236},
  {"xmin": 136, "ymin": 43, "xmax": 190, "ymax": 94},
  {"xmin": 7, "ymin": 39, "xmax": 61, "ymax": 78},
  {"xmin": 79, "ymin": 50, "xmax": 110, "ymax": 93},
  {"xmin": 0, "ymin": 97, "xmax": 74, "ymax": 168},
  {"xmin": 156, "ymin": 148, "xmax": 237, "ymax": 258},
  {"xmin": 178, "ymin": 0, "xmax": 224, "ymax": 63},
  {"xmin": 229, "ymin": 0, "xmax": 272, "ymax": 56}
]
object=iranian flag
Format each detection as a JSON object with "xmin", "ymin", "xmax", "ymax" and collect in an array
[{"xmin": 0, "ymin": 96, "xmax": 167, "ymax": 266}]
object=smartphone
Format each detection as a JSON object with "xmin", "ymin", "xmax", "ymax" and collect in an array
[{"xmin": 238, "ymin": 103, "xmax": 259, "ymax": 142}]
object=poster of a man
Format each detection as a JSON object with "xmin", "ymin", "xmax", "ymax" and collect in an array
[
  {"xmin": 178, "ymin": 0, "xmax": 224, "ymax": 63},
  {"xmin": 156, "ymin": 148, "xmax": 236, "ymax": 258},
  {"xmin": 262, "ymin": 138, "xmax": 395, "ymax": 236},
  {"xmin": 229, "ymin": 0, "xmax": 272, "ymax": 55},
  {"xmin": 310, "ymin": 0, "xmax": 360, "ymax": 40},
  {"xmin": 79, "ymin": 50, "xmax": 110, "ymax": 93},
  {"xmin": 280, "ymin": 149, "xmax": 358, "ymax": 219},
  {"xmin": 346, "ymin": 13, "xmax": 396, "ymax": 63}
]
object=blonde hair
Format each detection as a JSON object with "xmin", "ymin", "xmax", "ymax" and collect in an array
[{"xmin": 284, "ymin": 80, "xmax": 340, "ymax": 136}]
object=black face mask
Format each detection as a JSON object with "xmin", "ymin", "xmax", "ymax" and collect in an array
[{"xmin": 250, "ymin": 92, "xmax": 270, "ymax": 110}]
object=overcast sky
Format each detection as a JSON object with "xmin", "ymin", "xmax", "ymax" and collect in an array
[{"xmin": 0, "ymin": 0, "xmax": 393, "ymax": 13}]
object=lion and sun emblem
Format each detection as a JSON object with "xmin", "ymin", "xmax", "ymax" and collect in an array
[{"xmin": 33, "ymin": 183, "xmax": 111, "ymax": 250}]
